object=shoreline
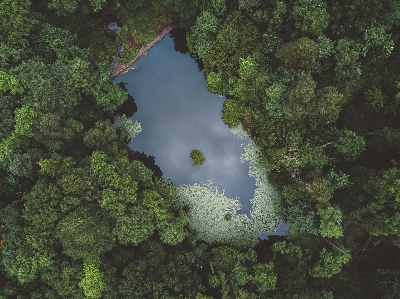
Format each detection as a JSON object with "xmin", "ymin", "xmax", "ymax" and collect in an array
[{"xmin": 110, "ymin": 24, "xmax": 179, "ymax": 80}]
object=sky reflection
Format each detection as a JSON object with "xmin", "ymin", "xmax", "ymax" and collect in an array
[{"xmin": 113, "ymin": 36, "xmax": 289, "ymax": 236}]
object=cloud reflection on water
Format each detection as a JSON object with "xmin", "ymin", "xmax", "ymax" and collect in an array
[{"xmin": 113, "ymin": 36, "xmax": 289, "ymax": 237}]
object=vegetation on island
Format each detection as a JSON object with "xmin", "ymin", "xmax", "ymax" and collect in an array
[
  {"xmin": 1, "ymin": 0, "xmax": 400, "ymax": 298},
  {"xmin": 190, "ymin": 149, "xmax": 206, "ymax": 165}
]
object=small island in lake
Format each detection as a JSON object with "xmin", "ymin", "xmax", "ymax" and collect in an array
[{"xmin": 190, "ymin": 149, "xmax": 206, "ymax": 166}]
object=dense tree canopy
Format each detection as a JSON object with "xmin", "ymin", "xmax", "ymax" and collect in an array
[{"xmin": 1, "ymin": 0, "xmax": 400, "ymax": 298}]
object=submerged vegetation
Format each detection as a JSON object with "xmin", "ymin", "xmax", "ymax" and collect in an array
[{"xmin": 1, "ymin": 0, "xmax": 400, "ymax": 298}]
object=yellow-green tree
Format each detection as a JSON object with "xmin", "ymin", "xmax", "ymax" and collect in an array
[{"xmin": 190, "ymin": 149, "xmax": 206, "ymax": 166}]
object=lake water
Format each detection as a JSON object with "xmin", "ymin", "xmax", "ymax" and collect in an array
[{"xmin": 112, "ymin": 34, "xmax": 288, "ymax": 238}]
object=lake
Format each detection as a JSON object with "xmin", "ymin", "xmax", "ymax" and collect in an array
[{"xmin": 112, "ymin": 32, "xmax": 288, "ymax": 243}]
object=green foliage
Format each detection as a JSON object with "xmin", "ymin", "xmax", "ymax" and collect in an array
[
  {"xmin": 7, "ymin": 153, "xmax": 33, "ymax": 177},
  {"xmin": 211, "ymin": 0, "xmax": 226, "ymax": 15},
  {"xmin": 281, "ymin": 185, "xmax": 320, "ymax": 235},
  {"xmin": 204, "ymin": 11, "xmax": 260, "ymax": 94},
  {"xmin": 119, "ymin": 241, "xmax": 201, "ymax": 298},
  {"xmin": 157, "ymin": 209, "xmax": 189, "ymax": 245},
  {"xmin": 317, "ymin": 35, "xmax": 335, "ymax": 59},
  {"xmin": 313, "ymin": 86, "xmax": 344, "ymax": 122},
  {"xmin": 15, "ymin": 56, "xmax": 105, "ymax": 118},
  {"xmin": 326, "ymin": 169, "xmax": 352, "ymax": 190},
  {"xmin": 57, "ymin": 171, "xmax": 92, "ymax": 199},
  {"xmin": 284, "ymin": 74, "xmax": 316, "ymax": 121},
  {"xmin": 88, "ymin": 0, "xmax": 107, "ymax": 11},
  {"xmin": 91, "ymin": 68, "xmax": 128, "ymax": 111},
  {"xmin": 275, "ymin": 37, "xmax": 319, "ymax": 69},
  {"xmin": 2, "ymin": 0, "xmax": 400, "ymax": 297},
  {"xmin": 114, "ymin": 114, "xmax": 142, "ymax": 143},
  {"xmin": 79, "ymin": 257, "xmax": 105, "ymax": 299},
  {"xmin": 13, "ymin": 106, "xmax": 37, "ymax": 138},
  {"xmin": 222, "ymin": 98, "xmax": 246, "ymax": 128},
  {"xmin": 363, "ymin": 86, "xmax": 385, "ymax": 113},
  {"xmin": 196, "ymin": 292, "xmax": 214, "ymax": 299},
  {"xmin": 316, "ymin": 203, "xmax": 343, "ymax": 238},
  {"xmin": 292, "ymin": 0, "xmax": 330, "ymax": 36},
  {"xmin": 23, "ymin": 180, "xmax": 63, "ymax": 230},
  {"xmin": 1, "ymin": 201, "xmax": 59, "ymax": 284},
  {"xmin": 334, "ymin": 38, "xmax": 363, "ymax": 81},
  {"xmin": 0, "ymin": 71, "xmax": 24, "ymax": 95},
  {"xmin": 37, "ymin": 154, "xmax": 75, "ymax": 178},
  {"xmin": 153, "ymin": 176, "xmax": 185, "ymax": 209},
  {"xmin": 66, "ymin": 118, "xmax": 84, "ymax": 133},
  {"xmin": 40, "ymin": 260, "xmax": 85, "ymax": 298},
  {"xmin": 252, "ymin": 8, "xmax": 269, "ymax": 24},
  {"xmin": 261, "ymin": 130, "xmax": 329, "ymax": 174},
  {"xmin": 264, "ymin": 82, "xmax": 286, "ymax": 118},
  {"xmin": 234, "ymin": 56, "xmax": 262, "ymax": 102},
  {"xmin": 299, "ymin": 178, "xmax": 333, "ymax": 203},
  {"xmin": 90, "ymin": 148, "xmax": 153, "ymax": 190},
  {"xmin": 112, "ymin": 208, "xmax": 156, "ymax": 246},
  {"xmin": 252, "ymin": 263, "xmax": 277, "ymax": 293},
  {"xmin": 239, "ymin": 56, "xmax": 258, "ymax": 80},
  {"xmin": 310, "ymin": 247, "xmax": 349, "ymax": 278},
  {"xmin": 328, "ymin": 0, "xmax": 398, "ymax": 37},
  {"xmin": 161, "ymin": 0, "xmax": 199, "ymax": 28},
  {"xmin": 0, "ymin": 204, "xmax": 26, "ymax": 276},
  {"xmin": 343, "ymin": 164, "xmax": 400, "ymax": 237},
  {"xmin": 55, "ymin": 205, "xmax": 116, "ymax": 259},
  {"xmin": 187, "ymin": 11, "xmax": 219, "ymax": 59},
  {"xmin": 270, "ymin": 238, "xmax": 326, "ymax": 297},
  {"xmin": 267, "ymin": 1, "xmax": 287, "ymax": 34},
  {"xmin": 206, "ymin": 71, "xmax": 224, "ymax": 94},
  {"xmin": 0, "ymin": 109, "xmax": 15, "ymax": 140},
  {"xmin": 24, "ymin": 22, "xmax": 115, "ymax": 110},
  {"xmin": 38, "ymin": 23, "xmax": 79, "ymax": 61},
  {"xmin": 47, "ymin": 0, "xmax": 106, "ymax": 15},
  {"xmin": 83, "ymin": 120, "xmax": 117, "ymax": 148},
  {"xmin": 47, "ymin": 0, "xmax": 80, "ymax": 14},
  {"xmin": 334, "ymin": 129, "xmax": 366, "ymax": 161},
  {"xmin": 211, "ymin": 246, "xmax": 242, "ymax": 273},
  {"xmin": 363, "ymin": 24, "xmax": 395, "ymax": 61},
  {"xmin": 190, "ymin": 149, "xmax": 206, "ymax": 166},
  {"xmin": 89, "ymin": 146, "xmax": 187, "ymax": 246},
  {"xmin": 239, "ymin": 0, "xmax": 260, "ymax": 11},
  {"xmin": 143, "ymin": 189, "xmax": 188, "ymax": 245},
  {"xmin": 0, "ymin": 0, "xmax": 38, "ymax": 49},
  {"xmin": 208, "ymin": 246, "xmax": 276, "ymax": 297}
]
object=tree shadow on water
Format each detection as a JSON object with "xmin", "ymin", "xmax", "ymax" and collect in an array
[
  {"xmin": 169, "ymin": 28, "xmax": 204, "ymax": 72},
  {"xmin": 114, "ymin": 82, "xmax": 138, "ymax": 118}
]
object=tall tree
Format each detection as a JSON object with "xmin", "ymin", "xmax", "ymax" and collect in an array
[{"xmin": 275, "ymin": 37, "xmax": 319, "ymax": 69}]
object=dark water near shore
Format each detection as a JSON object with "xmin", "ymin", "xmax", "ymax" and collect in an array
[{"xmin": 113, "ymin": 34, "xmax": 288, "ymax": 237}]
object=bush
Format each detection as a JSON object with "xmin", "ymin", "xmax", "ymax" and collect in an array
[{"xmin": 190, "ymin": 149, "xmax": 206, "ymax": 166}]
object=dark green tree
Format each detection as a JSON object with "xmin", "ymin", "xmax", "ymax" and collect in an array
[
  {"xmin": 55, "ymin": 204, "xmax": 116, "ymax": 259},
  {"xmin": 292, "ymin": 0, "xmax": 330, "ymax": 36},
  {"xmin": 204, "ymin": 11, "xmax": 260, "ymax": 95},
  {"xmin": 334, "ymin": 129, "xmax": 366, "ymax": 161},
  {"xmin": 83, "ymin": 120, "xmax": 118, "ymax": 149},
  {"xmin": 275, "ymin": 37, "xmax": 319, "ymax": 69},
  {"xmin": 187, "ymin": 11, "xmax": 219, "ymax": 59}
]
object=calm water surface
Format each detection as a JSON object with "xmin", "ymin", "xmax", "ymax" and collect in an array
[{"xmin": 113, "ymin": 35, "xmax": 288, "ymax": 236}]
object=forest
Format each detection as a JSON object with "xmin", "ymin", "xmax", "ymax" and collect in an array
[{"xmin": 0, "ymin": 0, "xmax": 400, "ymax": 298}]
